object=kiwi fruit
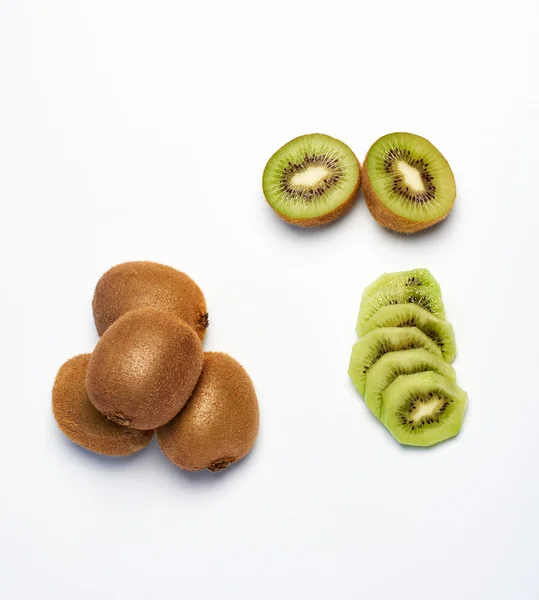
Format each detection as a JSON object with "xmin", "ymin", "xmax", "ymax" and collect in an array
[
  {"xmin": 357, "ymin": 285, "xmax": 445, "ymax": 331},
  {"xmin": 348, "ymin": 327, "xmax": 442, "ymax": 396},
  {"xmin": 362, "ymin": 132, "xmax": 456, "ymax": 233},
  {"xmin": 87, "ymin": 308, "xmax": 203, "ymax": 430},
  {"xmin": 362, "ymin": 268, "xmax": 441, "ymax": 301},
  {"xmin": 52, "ymin": 354, "xmax": 153, "ymax": 456},
  {"xmin": 381, "ymin": 371, "xmax": 467, "ymax": 446},
  {"xmin": 262, "ymin": 133, "xmax": 361, "ymax": 227},
  {"xmin": 93, "ymin": 261, "xmax": 208, "ymax": 341},
  {"xmin": 364, "ymin": 348, "xmax": 456, "ymax": 419},
  {"xmin": 157, "ymin": 352, "xmax": 259, "ymax": 472},
  {"xmin": 360, "ymin": 303, "xmax": 456, "ymax": 362}
]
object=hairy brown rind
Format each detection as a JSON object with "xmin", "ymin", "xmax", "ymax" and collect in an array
[
  {"xmin": 52, "ymin": 354, "xmax": 153, "ymax": 456},
  {"xmin": 362, "ymin": 152, "xmax": 455, "ymax": 234},
  {"xmin": 93, "ymin": 261, "xmax": 208, "ymax": 341},
  {"xmin": 157, "ymin": 352, "xmax": 259, "ymax": 472},
  {"xmin": 87, "ymin": 308, "xmax": 204, "ymax": 431},
  {"xmin": 272, "ymin": 159, "xmax": 362, "ymax": 228}
]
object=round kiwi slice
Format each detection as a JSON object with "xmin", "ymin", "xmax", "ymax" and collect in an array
[
  {"xmin": 52, "ymin": 354, "xmax": 153, "ymax": 456},
  {"xmin": 381, "ymin": 371, "xmax": 467, "ymax": 447},
  {"xmin": 357, "ymin": 285, "xmax": 445, "ymax": 330},
  {"xmin": 93, "ymin": 261, "xmax": 208, "ymax": 341},
  {"xmin": 362, "ymin": 268, "xmax": 441, "ymax": 301},
  {"xmin": 348, "ymin": 327, "xmax": 442, "ymax": 397},
  {"xmin": 262, "ymin": 133, "xmax": 361, "ymax": 227},
  {"xmin": 363, "ymin": 132, "xmax": 456, "ymax": 233},
  {"xmin": 359, "ymin": 304, "xmax": 456, "ymax": 362},
  {"xmin": 157, "ymin": 352, "xmax": 259, "ymax": 472},
  {"xmin": 364, "ymin": 348, "xmax": 456, "ymax": 419},
  {"xmin": 87, "ymin": 308, "xmax": 203, "ymax": 430}
]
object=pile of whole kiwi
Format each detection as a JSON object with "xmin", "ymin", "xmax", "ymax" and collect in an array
[{"xmin": 52, "ymin": 261, "xmax": 259, "ymax": 472}]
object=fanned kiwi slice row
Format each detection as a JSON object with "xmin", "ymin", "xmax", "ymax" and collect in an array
[
  {"xmin": 364, "ymin": 348, "xmax": 456, "ymax": 419},
  {"xmin": 381, "ymin": 371, "xmax": 467, "ymax": 447},
  {"xmin": 357, "ymin": 285, "xmax": 445, "ymax": 331},
  {"xmin": 358, "ymin": 304, "xmax": 456, "ymax": 362},
  {"xmin": 363, "ymin": 132, "xmax": 456, "ymax": 233},
  {"xmin": 262, "ymin": 133, "xmax": 361, "ymax": 227},
  {"xmin": 362, "ymin": 268, "xmax": 441, "ymax": 301},
  {"xmin": 348, "ymin": 327, "xmax": 442, "ymax": 396}
]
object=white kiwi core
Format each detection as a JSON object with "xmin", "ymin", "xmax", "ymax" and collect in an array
[
  {"xmin": 290, "ymin": 166, "xmax": 330, "ymax": 188},
  {"xmin": 410, "ymin": 397, "xmax": 444, "ymax": 422},
  {"xmin": 397, "ymin": 161, "xmax": 425, "ymax": 192}
]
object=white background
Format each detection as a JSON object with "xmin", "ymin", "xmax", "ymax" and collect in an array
[{"xmin": 1, "ymin": 1, "xmax": 538, "ymax": 598}]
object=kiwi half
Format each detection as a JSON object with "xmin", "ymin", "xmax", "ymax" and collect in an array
[
  {"xmin": 363, "ymin": 133, "xmax": 456, "ymax": 233},
  {"xmin": 348, "ymin": 327, "xmax": 442, "ymax": 396},
  {"xmin": 364, "ymin": 348, "xmax": 456, "ymax": 419},
  {"xmin": 362, "ymin": 268, "xmax": 441, "ymax": 301},
  {"xmin": 93, "ymin": 261, "xmax": 208, "ymax": 341},
  {"xmin": 157, "ymin": 352, "xmax": 259, "ymax": 472},
  {"xmin": 359, "ymin": 304, "xmax": 456, "ymax": 362},
  {"xmin": 381, "ymin": 371, "xmax": 467, "ymax": 446},
  {"xmin": 87, "ymin": 308, "xmax": 203, "ymax": 430},
  {"xmin": 357, "ymin": 285, "xmax": 445, "ymax": 331},
  {"xmin": 52, "ymin": 354, "xmax": 153, "ymax": 456},
  {"xmin": 262, "ymin": 133, "xmax": 361, "ymax": 227}
]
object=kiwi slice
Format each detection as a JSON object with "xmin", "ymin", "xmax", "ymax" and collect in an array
[
  {"xmin": 262, "ymin": 133, "xmax": 361, "ymax": 227},
  {"xmin": 362, "ymin": 268, "xmax": 441, "ymax": 301},
  {"xmin": 87, "ymin": 308, "xmax": 203, "ymax": 431},
  {"xmin": 357, "ymin": 285, "xmax": 445, "ymax": 331},
  {"xmin": 52, "ymin": 354, "xmax": 153, "ymax": 456},
  {"xmin": 359, "ymin": 304, "xmax": 456, "ymax": 362},
  {"xmin": 93, "ymin": 261, "xmax": 208, "ymax": 341},
  {"xmin": 157, "ymin": 352, "xmax": 259, "ymax": 472},
  {"xmin": 363, "ymin": 132, "xmax": 456, "ymax": 233},
  {"xmin": 348, "ymin": 327, "xmax": 442, "ymax": 396},
  {"xmin": 381, "ymin": 371, "xmax": 467, "ymax": 447},
  {"xmin": 364, "ymin": 348, "xmax": 456, "ymax": 419}
]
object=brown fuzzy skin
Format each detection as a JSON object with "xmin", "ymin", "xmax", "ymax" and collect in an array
[
  {"xmin": 157, "ymin": 352, "xmax": 259, "ymax": 472},
  {"xmin": 93, "ymin": 261, "xmax": 208, "ymax": 341},
  {"xmin": 52, "ymin": 354, "xmax": 153, "ymax": 456},
  {"xmin": 87, "ymin": 308, "xmax": 203, "ymax": 430},
  {"xmin": 362, "ymin": 167, "xmax": 450, "ymax": 233},
  {"xmin": 271, "ymin": 159, "xmax": 362, "ymax": 228}
]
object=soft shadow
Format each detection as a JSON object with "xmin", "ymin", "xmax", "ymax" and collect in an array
[
  {"xmin": 263, "ymin": 190, "xmax": 365, "ymax": 238},
  {"xmin": 155, "ymin": 435, "xmax": 260, "ymax": 487},
  {"xmin": 375, "ymin": 208, "xmax": 455, "ymax": 242},
  {"xmin": 391, "ymin": 433, "xmax": 458, "ymax": 453},
  {"xmin": 56, "ymin": 428, "xmax": 151, "ymax": 467}
]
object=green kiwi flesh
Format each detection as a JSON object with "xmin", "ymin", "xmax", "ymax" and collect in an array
[
  {"xmin": 52, "ymin": 354, "xmax": 153, "ymax": 456},
  {"xmin": 381, "ymin": 371, "xmax": 467, "ymax": 447},
  {"xmin": 362, "ymin": 268, "xmax": 441, "ymax": 301},
  {"xmin": 364, "ymin": 348, "xmax": 456, "ymax": 419},
  {"xmin": 363, "ymin": 132, "xmax": 456, "ymax": 232},
  {"xmin": 157, "ymin": 352, "xmax": 259, "ymax": 472},
  {"xmin": 359, "ymin": 304, "xmax": 456, "ymax": 362},
  {"xmin": 262, "ymin": 133, "xmax": 361, "ymax": 227},
  {"xmin": 87, "ymin": 308, "xmax": 203, "ymax": 430},
  {"xmin": 348, "ymin": 327, "xmax": 442, "ymax": 396},
  {"xmin": 93, "ymin": 261, "xmax": 208, "ymax": 341},
  {"xmin": 357, "ymin": 285, "xmax": 445, "ymax": 331}
]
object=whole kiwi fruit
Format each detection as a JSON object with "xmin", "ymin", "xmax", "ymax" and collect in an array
[
  {"xmin": 87, "ymin": 308, "xmax": 203, "ymax": 430},
  {"xmin": 92, "ymin": 261, "xmax": 209, "ymax": 340},
  {"xmin": 157, "ymin": 352, "xmax": 259, "ymax": 472},
  {"xmin": 52, "ymin": 354, "xmax": 153, "ymax": 456}
]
